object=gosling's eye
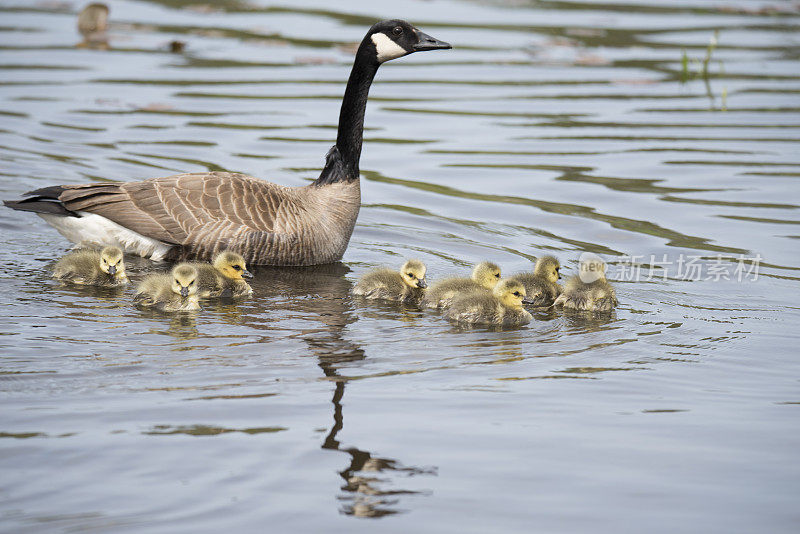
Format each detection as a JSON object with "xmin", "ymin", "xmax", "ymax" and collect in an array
[
  {"xmin": 189, "ymin": 280, "xmax": 194, "ymax": 285},
  {"xmin": 495, "ymin": 273, "xmax": 501, "ymax": 278},
  {"xmin": 393, "ymin": 26, "xmax": 402, "ymax": 36},
  {"xmin": 513, "ymin": 292, "xmax": 520, "ymax": 297},
  {"xmin": 233, "ymin": 265, "xmax": 242, "ymax": 271},
  {"xmin": 174, "ymin": 279, "xmax": 180, "ymax": 285},
  {"xmin": 407, "ymin": 273, "xmax": 415, "ymax": 279}
]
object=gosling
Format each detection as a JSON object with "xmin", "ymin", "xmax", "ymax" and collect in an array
[
  {"xmin": 422, "ymin": 261, "xmax": 501, "ymax": 309},
  {"xmin": 554, "ymin": 258, "xmax": 618, "ymax": 311},
  {"xmin": 444, "ymin": 279, "xmax": 534, "ymax": 327},
  {"xmin": 52, "ymin": 246, "xmax": 128, "ymax": 287},
  {"xmin": 134, "ymin": 263, "xmax": 201, "ymax": 312},
  {"xmin": 189, "ymin": 251, "xmax": 253, "ymax": 298},
  {"xmin": 352, "ymin": 259, "xmax": 427, "ymax": 304},
  {"xmin": 508, "ymin": 255, "xmax": 562, "ymax": 307}
]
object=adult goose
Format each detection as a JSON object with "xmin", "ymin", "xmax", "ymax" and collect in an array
[{"xmin": 4, "ymin": 20, "xmax": 450, "ymax": 266}]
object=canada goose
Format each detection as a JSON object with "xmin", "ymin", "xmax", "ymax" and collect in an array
[
  {"xmin": 134, "ymin": 263, "xmax": 201, "ymax": 312},
  {"xmin": 444, "ymin": 279, "xmax": 533, "ymax": 327},
  {"xmin": 352, "ymin": 259, "xmax": 427, "ymax": 303},
  {"xmin": 508, "ymin": 255, "xmax": 562, "ymax": 307},
  {"xmin": 554, "ymin": 258, "xmax": 618, "ymax": 311},
  {"xmin": 77, "ymin": 3, "xmax": 109, "ymax": 48},
  {"xmin": 189, "ymin": 251, "xmax": 253, "ymax": 298},
  {"xmin": 422, "ymin": 261, "xmax": 501, "ymax": 309},
  {"xmin": 4, "ymin": 20, "xmax": 451, "ymax": 266},
  {"xmin": 52, "ymin": 246, "xmax": 128, "ymax": 287}
]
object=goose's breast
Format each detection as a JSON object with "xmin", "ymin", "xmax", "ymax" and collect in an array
[{"xmin": 246, "ymin": 180, "xmax": 361, "ymax": 265}]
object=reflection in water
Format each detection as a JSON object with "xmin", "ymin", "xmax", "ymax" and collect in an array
[
  {"xmin": 560, "ymin": 309, "xmax": 618, "ymax": 332},
  {"xmin": 160, "ymin": 313, "xmax": 200, "ymax": 341},
  {"xmin": 49, "ymin": 280, "xmax": 128, "ymax": 307},
  {"xmin": 247, "ymin": 264, "xmax": 437, "ymax": 517}
]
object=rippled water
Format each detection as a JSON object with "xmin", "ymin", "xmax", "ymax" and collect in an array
[{"xmin": 1, "ymin": 0, "xmax": 799, "ymax": 531}]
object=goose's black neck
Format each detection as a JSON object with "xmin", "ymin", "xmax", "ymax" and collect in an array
[{"xmin": 314, "ymin": 41, "xmax": 379, "ymax": 186}]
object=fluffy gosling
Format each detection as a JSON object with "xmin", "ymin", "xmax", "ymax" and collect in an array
[
  {"xmin": 52, "ymin": 246, "xmax": 128, "ymax": 287},
  {"xmin": 352, "ymin": 259, "xmax": 427, "ymax": 304},
  {"xmin": 422, "ymin": 261, "xmax": 501, "ymax": 309},
  {"xmin": 190, "ymin": 251, "xmax": 253, "ymax": 298},
  {"xmin": 508, "ymin": 255, "xmax": 562, "ymax": 306},
  {"xmin": 134, "ymin": 263, "xmax": 201, "ymax": 312},
  {"xmin": 444, "ymin": 279, "xmax": 533, "ymax": 327},
  {"xmin": 554, "ymin": 258, "xmax": 617, "ymax": 311}
]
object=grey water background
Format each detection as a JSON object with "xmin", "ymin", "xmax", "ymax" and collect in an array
[{"xmin": 1, "ymin": 0, "xmax": 799, "ymax": 531}]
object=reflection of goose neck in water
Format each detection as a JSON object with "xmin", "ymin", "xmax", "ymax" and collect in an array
[
  {"xmin": 261, "ymin": 264, "xmax": 437, "ymax": 517},
  {"xmin": 320, "ymin": 377, "xmax": 437, "ymax": 518}
]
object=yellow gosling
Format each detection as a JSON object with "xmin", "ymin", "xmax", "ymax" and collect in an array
[
  {"xmin": 444, "ymin": 279, "xmax": 533, "ymax": 327},
  {"xmin": 352, "ymin": 259, "xmax": 427, "ymax": 304},
  {"xmin": 189, "ymin": 251, "xmax": 253, "ymax": 298},
  {"xmin": 52, "ymin": 246, "xmax": 128, "ymax": 287},
  {"xmin": 134, "ymin": 263, "xmax": 201, "ymax": 312},
  {"xmin": 554, "ymin": 257, "xmax": 617, "ymax": 311},
  {"xmin": 508, "ymin": 255, "xmax": 562, "ymax": 307},
  {"xmin": 423, "ymin": 261, "xmax": 501, "ymax": 309}
]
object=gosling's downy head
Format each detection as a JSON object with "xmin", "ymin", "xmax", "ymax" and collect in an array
[
  {"xmin": 213, "ymin": 251, "xmax": 251, "ymax": 280},
  {"xmin": 99, "ymin": 246, "xmax": 125, "ymax": 277},
  {"xmin": 493, "ymin": 279, "xmax": 529, "ymax": 309},
  {"xmin": 533, "ymin": 255, "xmax": 561, "ymax": 284},
  {"xmin": 472, "ymin": 261, "xmax": 502, "ymax": 290},
  {"xmin": 365, "ymin": 20, "xmax": 451, "ymax": 65},
  {"xmin": 171, "ymin": 264, "xmax": 198, "ymax": 298},
  {"xmin": 401, "ymin": 259, "xmax": 427, "ymax": 289},
  {"xmin": 578, "ymin": 254, "xmax": 607, "ymax": 284}
]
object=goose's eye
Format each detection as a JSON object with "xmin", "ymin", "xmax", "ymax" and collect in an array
[
  {"xmin": 407, "ymin": 273, "xmax": 415, "ymax": 279},
  {"xmin": 513, "ymin": 292, "xmax": 520, "ymax": 297},
  {"xmin": 495, "ymin": 273, "xmax": 501, "ymax": 278},
  {"xmin": 393, "ymin": 26, "xmax": 402, "ymax": 36},
  {"xmin": 233, "ymin": 265, "xmax": 242, "ymax": 271},
  {"xmin": 189, "ymin": 280, "xmax": 194, "ymax": 285}
]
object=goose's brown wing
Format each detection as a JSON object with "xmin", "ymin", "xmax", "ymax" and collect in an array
[{"xmin": 57, "ymin": 172, "xmax": 290, "ymax": 245}]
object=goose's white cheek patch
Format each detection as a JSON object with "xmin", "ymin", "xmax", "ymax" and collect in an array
[{"xmin": 371, "ymin": 32, "xmax": 407, "ymax": 63}]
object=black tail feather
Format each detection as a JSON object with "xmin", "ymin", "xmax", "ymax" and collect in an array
[
  {"xmin": 24, "ymin": 185, "xmax": 67, "ymax": 199},
  {"xmin": 3, "ymin": 195, "xmax": 78, "ymax": 217}
]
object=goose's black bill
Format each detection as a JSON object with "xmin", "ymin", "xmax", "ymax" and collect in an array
[{"xmin": 413, "ymin": 30, "xmax": 451, "ymax": 51}]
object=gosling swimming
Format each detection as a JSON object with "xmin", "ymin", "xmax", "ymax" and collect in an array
[
  {"xmin": 554, "ymin": 257, "xmax": 618, "ymax": 312},
  {"xmin": 508, "ymin": 255, "xmax": 562, "ymax": 307},
  {"xmin": 134, "ymin": 263, "xmax": 200, "ymax": 312},
  {"xmin": 422, "ymin": 261, "xmax": 501, "ymax": 309},
  {"xmin": 444, "ymin": 279, "xmax": 533, "ymax": 327},
  {"xmin": 189, "ymin": 251, "xmax": 253, "ymax": 298},
  {"xmin": 352, "ymin": 259, "xmax": 427, "ymax": 303},
  {"xmin": 52, "ymin": 246, "xmax": 128, "ymax": 287}
]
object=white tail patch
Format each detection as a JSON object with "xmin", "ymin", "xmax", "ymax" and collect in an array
[
  {"xmin": 39, "ymin": 212, "xmax": 172, "ymax": 260},
  {"xmin": 371, "ymin": 32, "xmax": 407, "ymax": 63}
]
